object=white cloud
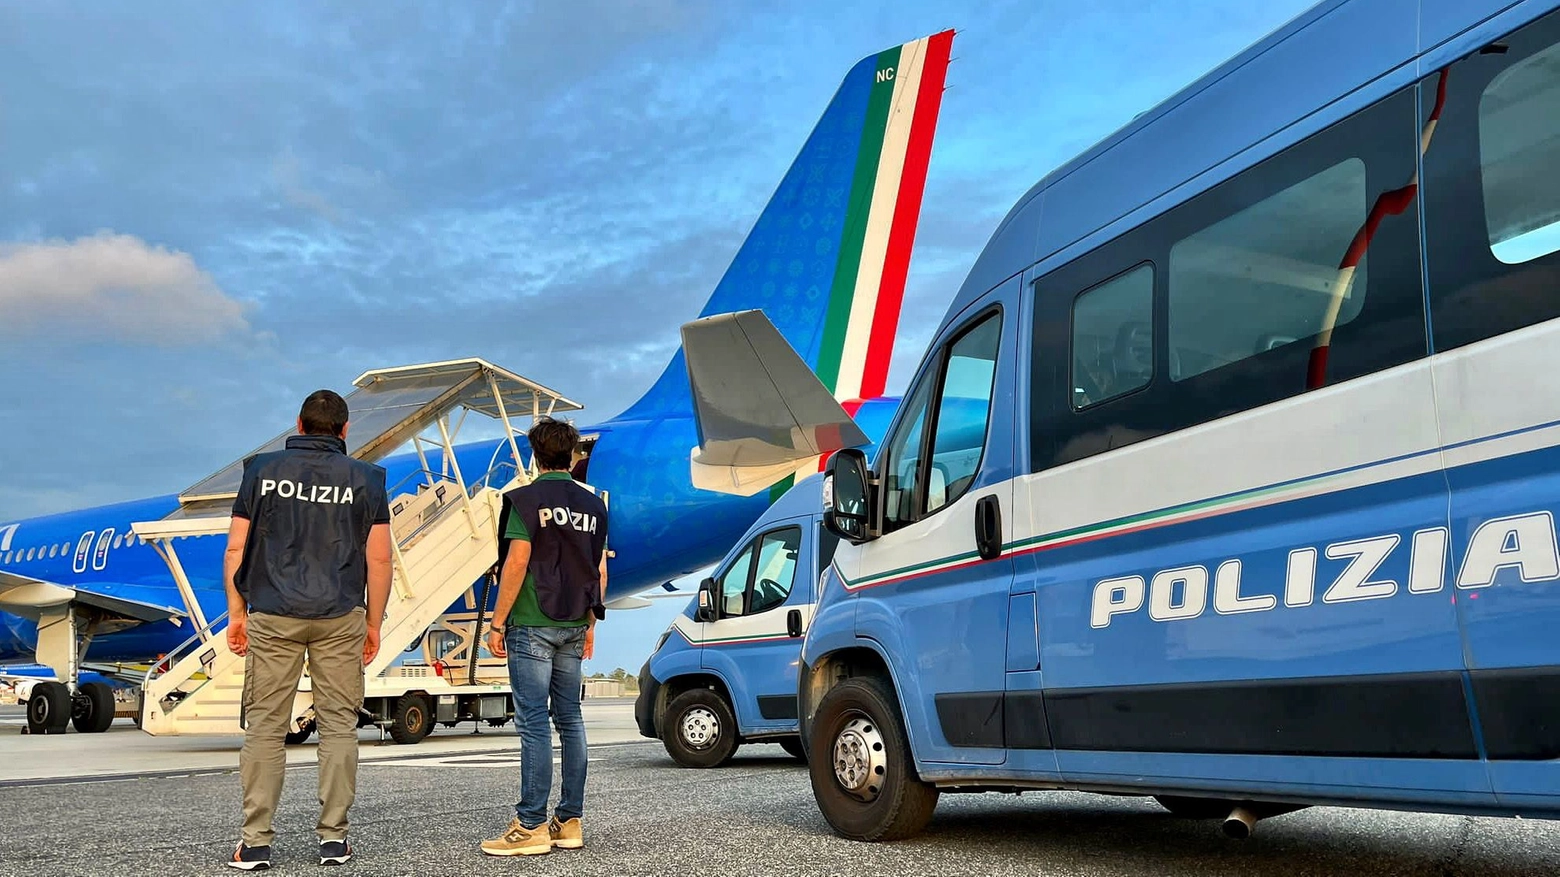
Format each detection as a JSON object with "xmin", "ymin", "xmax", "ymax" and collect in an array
[{"xmin": 0, "ymin": 231, "xmax": 251, "ymax": 344}]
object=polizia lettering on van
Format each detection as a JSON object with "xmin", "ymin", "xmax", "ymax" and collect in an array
[{"xmin": 1090, "ymin": 512, "xmax": 1560, "ymax": 628}]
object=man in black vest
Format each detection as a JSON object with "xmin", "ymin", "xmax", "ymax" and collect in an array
[
  {"xmin": 480, "ymin": 417, "xmax": 608, "ymax": 857},
  {"xmin": 222, "ymin": 389, "xmax": 392, "ymax": 870}
]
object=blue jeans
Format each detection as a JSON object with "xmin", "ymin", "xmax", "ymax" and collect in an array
[{"xmin": 505, "ymin": 625, "xmax": 588, "ymax": 828}]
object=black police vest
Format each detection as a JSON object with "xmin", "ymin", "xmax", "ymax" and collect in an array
[
  {"xmin": 232, "ymin": 434, "xmax": 390, "ymax": 619},
  {"xmin": 501, "ymin": 477, "xmax": 608, "ymax": 622}
]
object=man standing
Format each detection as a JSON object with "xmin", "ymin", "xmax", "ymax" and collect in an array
[
  {"xmin": 223, "ymin": 389, "xmax": 392, "ymax": 870},
  {"xmin": 481, "ymin": 417, "xmax": 608, "ymax": 857}
]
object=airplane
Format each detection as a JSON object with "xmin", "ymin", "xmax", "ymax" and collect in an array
[{"xmin": 0, "ymin": 29, "xmax": 956, "ymax": 734}]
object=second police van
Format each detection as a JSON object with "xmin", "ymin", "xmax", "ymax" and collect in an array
[
  {"xmin": 806, "ymin": 0, "xmax": 1560, "ymax": 844},
  {"xmin": 636, "ymin": 474, "xmax": 839, "ymax": 767}
]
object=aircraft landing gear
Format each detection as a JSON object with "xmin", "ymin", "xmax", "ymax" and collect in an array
[{"xmin": 72, "ymin": 681, "xmax": 116, "ymax": 733}]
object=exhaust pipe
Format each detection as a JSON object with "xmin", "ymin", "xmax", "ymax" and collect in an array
[{"xmin": 1223, "ymin": 805, "xmax": 1260, "ymax": 839}]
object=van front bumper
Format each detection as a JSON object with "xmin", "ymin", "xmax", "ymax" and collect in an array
[{"xmin": 634, "ymin": 659, "xmax": 660, "ymax": 739}]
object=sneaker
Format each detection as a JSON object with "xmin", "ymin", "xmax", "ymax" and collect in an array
[
  {"xmin": 480, "ymin": 818, "xmax": 552, "ymax": 857},
  {"xmin": 319, "ymin": 838, "xmax": 352, "ymax": 866},
  {"xmin": 549, "ymin": 816, "xmax": 583, "ymax": 850},
  {"xmin": 227, "ymin": 843, "xmax": 271, "ymax": 871}
]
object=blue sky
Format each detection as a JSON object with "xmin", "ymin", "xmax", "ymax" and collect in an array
[{"xmin": 0, "ymin": 0, "xmax": 1317, "ymax": 673}]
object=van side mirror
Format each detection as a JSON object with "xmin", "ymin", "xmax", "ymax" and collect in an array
[
  {"xmin": 822, "ymin": 448, "xmax": 875, "ymax": 544},
  {"xmin": 694, "ymin": 577, "xmax": 717, "ymax": 623}
]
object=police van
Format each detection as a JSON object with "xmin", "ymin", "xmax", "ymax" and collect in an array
[
  {"xmin": 635, "ymin": 474, "xmax": 838, "ymax": 767},
  {"xmin": 804, "ymin": 0, "xmax": 1560, "ymax": 843}
]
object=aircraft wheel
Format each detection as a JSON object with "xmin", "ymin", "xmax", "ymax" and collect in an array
[
  {"xmin": 779, "ymin": 736, "xmax": 807, "ymax": 761},
  {"xmin": 662, "ymin": 688, "xmax": 738, "ymax": 768},
  {"xmin": 807, "ymin": 677, "xmax": 938, "ymax": 842},
  {"xmin": 72, "ymin": 682, "xmax": 117, "ymax": 733},
  {"xmin": 27, "ymin": 682, "xmax": 71, "ymax": 735},
  {"xmin": 285, "ymin": 721, "xmax": 316, "ymax": 745},
  {"xmin": 389, "ymin": 694, "xmax": 432, "ymax": 744}
]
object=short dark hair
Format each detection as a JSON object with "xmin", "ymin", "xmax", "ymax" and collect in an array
[
  {"xmin": 529, "ymin": 417, "xmax": 579, "ymax": 471},
  {"xmin": 299, "ymin": 389, "xmax": 350, "ymax": 436}
]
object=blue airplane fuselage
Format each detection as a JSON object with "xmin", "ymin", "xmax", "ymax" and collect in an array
[{"xmin": 0, "ymin": 401, "xmax": 900, "ymax": 664}]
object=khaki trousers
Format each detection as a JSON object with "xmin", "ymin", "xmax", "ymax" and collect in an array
[{"xmin": 239, "ymin": 607, "xmax": 366, "ymax": 847}]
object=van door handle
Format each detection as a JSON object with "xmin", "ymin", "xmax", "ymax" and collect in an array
[
  {"xmin": 975, "ymin": 496, "xmax": 1002, "ymax": 560},
  {"xmin": 786, "ymin": 609, "xmax": 803, "ymax": 638}
]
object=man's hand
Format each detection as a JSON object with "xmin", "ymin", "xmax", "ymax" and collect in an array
[
  {"xmin": 227, "ymin": 613, "xmax": 249, "ymax": 657},
  {"xmin": 487, "ymin": 627, "xmax": 507, "ymax": 658},
  {"xmin": 363, "ymin": 623, "xmax": 381, "ymax": 666}
]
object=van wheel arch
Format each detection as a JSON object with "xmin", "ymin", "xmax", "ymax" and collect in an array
[{"xmin": 799, "ymin": 646, "xmax": 894, "ymax": 750}]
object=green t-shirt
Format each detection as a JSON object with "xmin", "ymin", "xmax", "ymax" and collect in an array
[{"xmin": 504, "ymin": 472, "xmax": 591, "ymax": 629}]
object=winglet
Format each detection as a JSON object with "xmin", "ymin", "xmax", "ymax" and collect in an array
[{"xmin": 683, "ymin": 310, "xmax": 869, "ymax": 496}]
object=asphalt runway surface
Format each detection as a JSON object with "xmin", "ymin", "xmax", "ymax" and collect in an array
[{"xmin": 3, "ymin": 738, "xmax": 1560, "ymax": 877}]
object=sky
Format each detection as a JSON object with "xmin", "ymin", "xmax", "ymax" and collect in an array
[{"xmin": 0, "ymin": 0, "xmax": 1318, "ymax": 674}]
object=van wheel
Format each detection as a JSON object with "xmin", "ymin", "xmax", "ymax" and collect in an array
[
  {"xmin": 390, "ymin": 694, "xmax": 432, "ymax": 744},
  {"xmin": 808, "ymin": 677, "xmax": 938, "ymax": 841},
  {"xmin": 1154, "ymin": 795, "xmax": 1234, "ymax": 819},
  {"xmin": 779, "ymin": 736, "xmax": 806, "ymax": 761},
  {"xmin": 662, "ymin": 689, "xmax": 738, "ymax": 768}
]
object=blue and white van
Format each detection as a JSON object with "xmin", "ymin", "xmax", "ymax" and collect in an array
[
  {"xmin": 805, "ymin": 0, "xmax": 1560, "ymax": 844},
  {"xmin": 636, "ymin": 474, "xmax": 838, "ymax": 767}
]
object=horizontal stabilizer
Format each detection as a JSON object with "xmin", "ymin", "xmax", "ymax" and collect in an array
[
  {"xmin": 682, "ymin": 309, "xmax": 870, "ymax": 488},
  {"xmin": 0, "ymin": 570, "xmax": 184, "ymax": 626}
]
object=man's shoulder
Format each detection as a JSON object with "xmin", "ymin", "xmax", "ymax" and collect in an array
[{"xmin": 343, "ymin": 457, "xmax": 386, "ymax": 481}]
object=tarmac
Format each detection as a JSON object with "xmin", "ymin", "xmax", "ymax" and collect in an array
[{"xmin": 2, "ymin": 702, "xmax": 1559, "ymax": 876}]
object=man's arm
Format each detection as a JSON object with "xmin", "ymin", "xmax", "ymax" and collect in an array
[
  {"xmin": 363, "ymin": 523, "xmax": 392, "ymax": 664},
  {"xmin": 485, "ymin": 540, "xmax": 531, "ymax": 658},
  {"xmin": 223, "ymin": 516, "xmax": 251, "ymax": 656}
]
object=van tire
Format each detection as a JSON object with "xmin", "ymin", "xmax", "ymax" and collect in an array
[
  {"xmin": 662, "ymin": 688, "xmax": 738, "ymax": 768},
  {"xmin": 779, "ymin": 736, "xmax": 806, "ymax": 761},
  {"xmin": 808, "ymin": 676, "xmax": 938, "ymax": 841}
]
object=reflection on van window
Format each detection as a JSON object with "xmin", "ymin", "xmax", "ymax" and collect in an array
[
  {"xmin": 749, "ymin": 528, "xmax": 801, "ymax": 614},
  {"xmin": 881, "ymin": 373, "xmax": 935, "ymax": 530},
  {"xmin": 1169, "ymin": 157, "xmax": 1367, "ymax": 380},
  {"xmin": 1482, "ymin": 41, "xmax": 1560, "ymax": 264},
  {"xmin": 719, "ymin": 547, "xmax": 754, "ymax": 616},
  {"xmin": 927, "ymin": 315, "xmax": 1002, "ymax": 512},
  {"xmin": 1071, "ymin": 264, "xmax": 1154, "ymax": 408}
]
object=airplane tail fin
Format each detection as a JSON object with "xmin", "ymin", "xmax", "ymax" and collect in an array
[{"xmin": 618, "ymin": 29, "xmax": 955, "ymax": 421}]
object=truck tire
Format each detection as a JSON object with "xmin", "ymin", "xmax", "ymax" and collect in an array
[
  {"xmin": 807, "ymin": 676, "xmax": 938, "ymax": 842},
  {"xmin": 27, "ymin": 682, "xmax": 71, "ymax": 735},
  {"xmin": 390, "ymin": 694, "xmax": 432, "ymax": 744},
  {"xmin": 72, "ymin": 682, "xmax": 116, "ymax": 733},
  {"xmin": 662, "ymin": 688, "xmax": 738, "ymax": 768}
]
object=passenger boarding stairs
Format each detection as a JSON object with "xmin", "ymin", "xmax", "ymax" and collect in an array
[
  {"xmin": 139, "ymin": 474, "xmax": 513, "ymax": 736},
  {"xmin": 130, "ymin": 358, "xmax": 583, "ymax": 737}
]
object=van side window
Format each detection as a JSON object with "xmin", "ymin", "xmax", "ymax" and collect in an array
[
  {"xmin": 1169, "ymin": 157, "xmax": 1367, "ymax": 381},
  {"xmin": 1071, "ymin": 264, "xmax": 1154, "ymax": 408},
  {"xmin": 718, "ymin": 545, "xmax": 755, "ymax": 616},
  {"xmin": 716, "ymin": 526, "xmax": 803, "ymax": 617},
  {"xmin": 927, "ymin": 315, "xmax": 1001, "ymax": 512},
  {"xmin": 1030, "ymin": 83, "xmax": 1426, "ymax": 473},
  {"xmin": 1422, "ymin": 9, "xmax": 1560, "ymax": 350},
  {"xmin": 880, "ymin": 311, "xmax": 1003, "ymax": 528}
]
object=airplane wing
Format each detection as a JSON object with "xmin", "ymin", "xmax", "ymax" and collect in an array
[
  {"xmin": 0, "ymin": 570, "xmax": 185, "ymax": 630},
  {"xmin": 681, "ymin": 309, "xmax": 870, "ymax": 496}
]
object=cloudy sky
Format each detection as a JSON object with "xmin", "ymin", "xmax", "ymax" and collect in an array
[{"xmin": 0, "ymin": 0, "xmax": 1315, "ymax": 671}]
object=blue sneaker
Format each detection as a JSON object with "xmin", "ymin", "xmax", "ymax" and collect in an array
[
  {"xmin": 227, "ymin": 843, "xmax": 271, "ymax": 870},
  {"xmin": 319, "ymin": 838, "xmax": 352, "ymax": 866}
]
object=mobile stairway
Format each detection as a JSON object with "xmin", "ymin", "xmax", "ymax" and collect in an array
[{"xmin": 130, "ymin": 358, "xmax": 588, "ymax": 744}]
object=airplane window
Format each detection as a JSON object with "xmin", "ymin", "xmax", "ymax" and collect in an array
[
  {"xmin": 26, "ymin": 548, "xmax": 35, "ymax": 561},
  {"xmin": 113, "ymin": 534, "xmax": 124, "ymax": 549},
  {"xmin": 48, "ymin": 545, "xmax": 58, "ymax": 559}
]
